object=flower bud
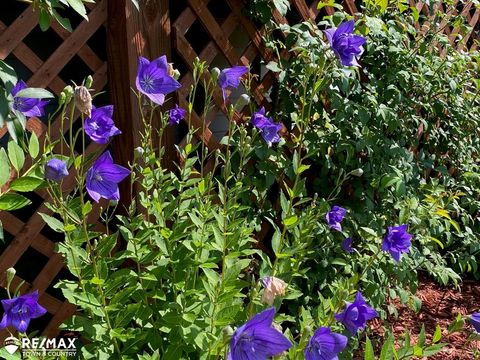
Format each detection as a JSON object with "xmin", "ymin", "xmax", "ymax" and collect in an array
[
  {"xmin": 58, "ymin": 92, "xmax": 66, "ymax": 105},
  {"xmin": 74, "ymin": 86, "xmax": 92, "ymax": 118},
  {"xmin": 351, "ymin": 168, "xmax": 364, "ymax": 177},
  {"xmin": 235, "ymin": 94, "xmax": 250, "ymax": 109},
  {"xmin": 134, "ymin": 147, "xmax": 145, "ymax": 157},
  {"xmin": 85, "ymin": 75, "xmax": 94, "ymax": 88},
  {"xmin": 211, "ymin": 67, "xmax": 221, "ymax": 80},
  {"xmin": 222, "ymin": 325, "xmax": 234, "ymax": 339},
  {"xmin": 6, "ymin": 268, "xmax": 16, "ymax": 285},
  {"xmin": 261, "ymin": 276, "xmax": 287, "ymax": 305},
  {"xmin": 62, "ymin": 85, "xmax": 74, "ymax": 105},
  {"xmin": 45, "ymin": 158, "xmax": 69, "ymax": 181}
]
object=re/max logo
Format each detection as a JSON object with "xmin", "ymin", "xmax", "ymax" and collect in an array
[{"xmin": 21, "ymin": 338, "xmax": 76, "ymax": 349}]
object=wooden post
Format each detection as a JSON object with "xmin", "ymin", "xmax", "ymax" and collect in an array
[{"xmin": 107, "ymin": 0, "xmax": 175, "ymax": 208}]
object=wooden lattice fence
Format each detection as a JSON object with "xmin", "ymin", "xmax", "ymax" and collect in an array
[{"xmin": 0, "ymin": 0, "xmax": 479, "ymax": 340}]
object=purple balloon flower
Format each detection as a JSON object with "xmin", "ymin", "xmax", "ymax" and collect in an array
[
  {"xmin": 382, "ymin": 224, "xmax": 412, "ymax": 262},
  {"xmin": 168, "ymin": 104, "xmax": 186, "ymax": 125},
  {"xmin": 45, "ymin": 158, "xmax": 69, "ymax": 181},
  {"xmin": 341, "ymin": 237, "xmax": 354, "ymax": 253},
  {"xmin": 325, "ymin": 206, "xmax": 347, "ymax": 232},
  {"xmin": 0, "ymin": 290, "xmax": 47, "ymax": 333},
  {"xmin": 305, "ymin": 327, "xmax": 348, "ymax": 360},
  {"xmin": 135, "ymin": 56, "xmax": 181, "ymax": 105},
  {"xmin": 334, "ymin": 292, "xmax": 377, "ymax": 334},
  {"xmin": 84, "ymin": 105, "xmax": 121, "ymax": 144},
  {"xmin": 324, "ymin": 20, "xmax": 366, "ymax": 67},
  {"xmin": 11, "ymin": 80, "xmax": 49, "ymax": 117},
  {"xmin": 228, "ymin": 307, "xmax": 292, "ymax": 360},
  {"xmin": 251, "ymin": 107, "xmax": 282, "ymax": 146},
  {"xmin": 218, "ymin": 66, "xmax": 248, "ymax": 100},
  {"xmin": 86, "ymin": 151, "xmax": 130, "ymax": 203},
  {"xmin": 470, "ymin": 313, "xmax": 480, "ymax": 333}
]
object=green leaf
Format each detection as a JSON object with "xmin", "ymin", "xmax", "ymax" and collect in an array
[
  {"xmin": 0, "ymin": 60, "xmax": 17, "ymax": 89},
  {"xmin": 28, "ymin": 132, "xmax": 40, "ymax": 158},
  {"xmin": 0, "ymin": 148, "xmax": 11, "ymax": 188},
  {"xmin": 379, "ymin": 332, "xmax": 395, "ymax": 360},
  {"xmin": 418, "ymin": 324, "xmax": 426, "ymax": 347},
  {"xmin": 432, "ymin": 325, "xmax": 442, "ymax": 343},
  {"xmin": 38, "ymin": 9, "xmax": 52, "ymax": 31},
  {"xmin": 52, "ymin": 9, "xmax": 73, "ymax": 32},
  {"xmin": 7, "ymin": 141, "xmax": 25, "ymax": 173},
  {"xmin": 364, "ymin": 336, "xmax": 375, "ymax": 360},
  {"xmin": 0, "ymin": 193, "xmax": 31, "ymax": 210},
  {"xmin": 283, "ymin": 215, "xmax": 298, "ymax": 227},
  {"xmin": 15, "ymin": 87, "xmax": 54, "ymax": 99},
  {"xmin": 66, "ymin": 0, "xmax": 88, "ymax": 19},
  {"xmin": 9, "ymin": 177, "xmax": 45, "ymax": 192},
  {"xmin": 272, "ymin": 0, "xmax": 290, "ymax": 16},
  {"xmin": 38, "ymin": 212, "xmax": 64, "ymax": 233}
]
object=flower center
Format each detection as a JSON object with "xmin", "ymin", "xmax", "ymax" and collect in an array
[
  {"xmin": 94, "ymin": 172, "xmax": 103, "ymax": 182},
  {"xmin": 12, "ymin": 303, "xmax": 28, "ymax": 315},
  {"xmin": 141, "ymin": 75, "xmax": 155, "ymax": 91}
]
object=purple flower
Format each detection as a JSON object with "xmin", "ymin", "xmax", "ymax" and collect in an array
[
  {"xmin": 325, "ymin": 206, "xmax": 346, "ymax": 232},
  {"xmin": 218, "ymin": 66, "xmax": 248, "ymax": 100},
  {"xmin": 305, "ymin": 327, "xmax": 348, "ymax": 360},
  {"xmin": 86, "ymin": 151, "xmax": 130, "ymax": 203},
  {"xmin": 382, "ymin": 224, "xmax": 412, "ymax": 262},
  {"xmin": 341, "ymin": 237, "xmax": 354, "ymax": 253},
  {"xmin": 470, "ymin": 313, "xmax": 480, "ymax": 333},
  {"xmin": 324, "ymin": 20, "xmax": 366, "ymax": 67},
  {"xmin": 84, "ymin": 105, "xmax": 121, "ymax": 144},
  {"xmin": 135, "ymin": 56, "xmax": 181, "ymax": 105},
  {"xmin": 11, "ymin": 80, "xmax": 49, "ymax": 117},
  {"xmin": 45, "ymin": 158, "xmax": 69, "ymax": 181},
  {"xmin": 228, "ymin": 307, "xmax": 292, "ymax": 360},
  {"xmin": 0, "ymin": 290, "xmax": 47, "ymax": 333},
  {"xmin": 334, "ymin": 292, "xmax": 377, "ymax": 334},
  {"xmin": 251, "ymin": 107, "xmax": 282, "ymax": 146},
  {"xmin": 168, "ymin": 105, "xmax": 186, "ymax": 125}
]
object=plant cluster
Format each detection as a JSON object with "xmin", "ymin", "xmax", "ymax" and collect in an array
[{"xmin": 0, "ymin": 1, "xmax": 480, "ymax": 359}]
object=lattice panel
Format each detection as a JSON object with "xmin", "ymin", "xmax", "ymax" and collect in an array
[{"xmin": 0, "ymin": 1, "xmax": 108, "ymax": 340}]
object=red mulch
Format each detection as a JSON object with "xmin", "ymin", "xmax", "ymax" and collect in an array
[{"xmin": 362, "ymin": 277, "xmax": 480, "ymax": 359}]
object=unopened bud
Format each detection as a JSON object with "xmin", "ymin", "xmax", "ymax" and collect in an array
[
  {"xmin": 235, "ymin": 94, "xmax": 250, "ymax": 109},
  {"xmin": 62, "ymin": 85, "xmax": 74, "ymax": 104},
  {"xmin": 58, "ymin": 92, "xmax": 66, "ymax": 105},
  {"xmin": 351, "ymin": 168, "xmax": 364, "ymax": 177},
  {"xmin": 134, "ymin": 147, "xmax": 145, "ymax": 157},
  {"xmin": 74, "ymin": 86, "xmax": 92, "ymax": 118},
  {"xmin": 222, "ymin": 326, "xmax": 234, "ymax": 339},
  {"xmin": 211, "ymin": 67, "xmax": 220, "ymax": 80},
  {"xmin": 6, "ymin": 268, "xmax": 16, "ymax": 284},
  {"xmin": 85, "ymin": 75, "xmax": 94, "ymax": 88}
]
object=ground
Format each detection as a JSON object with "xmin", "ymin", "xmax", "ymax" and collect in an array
[{"xmin": 364, "ymin": 276, "xmax": 480, "ymax": 359}]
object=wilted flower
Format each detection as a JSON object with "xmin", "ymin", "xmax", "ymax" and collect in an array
[
  {"xmin": 218, "ymin": 66, "xmax": 248, "ymax": 100},
  {"xmin": 228, "ymin": 307, "xmax": 292, "ymax": 360},
  {"xmin": 334, "ymin": 292, "xmax": 377, "ymax": 334},
  {"xmin": 382, "ymin": 224, "xmax": 412, "ymax": 262},
  {"xmin": 74, "ymin": 85, "xmax": 92, "ymax": 117},
  {"xmin": 84, "ymin": 105, "xmax": 121, "ymax": 144},
  {"xmin": 470, "ymin": 313, "xmax": 480, "ymax": 333},
  {"xmin": 324, "ymin": 20, "xmax": 366, "ymax": 67},
  {"xmin": 86, "ymin": 151, "xmax": 130, "ymax": 202},
  {"xmin": 341, "ymin": 237, "xmax": 354, "ymax": 253},
  {"xmin": 45, "ymin": 158, "xmax": 69, "ymax": 181},
  {"xmin": 261, "ymin": 276, "xmax": 287, "ymax": 305},
  {"xmin": 135, "ymin": 56, "xmax": 181, "ymax": 105},
  {"xmin": 305, "ymin": 327, "xmax": 348, "ymax": 360},
  {"xmin": 0, "ymin": 290, "xmax": 47, "ymax": 333},
  {"xmin": 325, "ymin": 205, "xmax": 347, "ymax": 232},
  {"xmin": 11, "ymin": 80, "xmax": 48, "ymax": 117},
  {"xmin": 251, "ymin": 107, "xmax": 282, "ymax": 146},
  {"xmin": 168, "ymin": 104, "xmax": 186, "ymax": 125}
]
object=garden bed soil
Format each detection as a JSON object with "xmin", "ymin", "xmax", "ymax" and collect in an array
[{"xmin": 365, "ymin": 277, "xmax": 480, "ymax": 359}]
